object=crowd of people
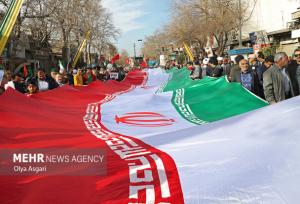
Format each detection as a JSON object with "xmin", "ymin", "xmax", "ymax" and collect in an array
[
  {"xmin": 1, "ymin": 49, "xmax": 300, "ymax": 105},
  {"xmin": 165, "ymin": 49, "xmax": 300, "ymax": 104},
  {"xmin": 0, "ymin": 64, "xmax": 130, "ymax": 96}
]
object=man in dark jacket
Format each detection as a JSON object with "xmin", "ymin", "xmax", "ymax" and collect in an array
[
  {"xmin": 207, "ymin": 57, "xmax": 223, "ymax": 77},
  {"xmin": 5, "ymin": 73, "xmax": 26, "ymax": 93},
  {"xmin": 30, "ymin": 69, "xmax": 58, "ymax": 92},
  {"xmin": 286, "ymin": 48, "xmax": 300, "ymax": 96},
  {"xmin": 231, "ymin": 59, "xmax": 262, "ymax": 97},
  {"xmin": 190, "ymin": 60, "xmax": 202, "ymax": 80},
  {"xmin": 256, "ymin": 53, "xmax": 267, "ymax": 86},
  {"xmin": 229, "ymin": 55, "xmax": 244, "ymax": 81}
]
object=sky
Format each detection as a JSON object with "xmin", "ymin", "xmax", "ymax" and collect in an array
[
  {"xmin": 102, "ymin": 0, "xmax": 172, "ymax": 56},
  {"xmin": 102, "ymin": 0, "xmax": 300, "ymax": 56},
  {"xmin": 243, "ymin": 0, "xmax": 300, "ymax": 36}
]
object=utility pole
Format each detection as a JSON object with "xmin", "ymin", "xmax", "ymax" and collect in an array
[
  {"xmin": 133, "ymin": 43, "xmax": 136, "ymax": 58},
  {"xmin": 281, "ymin": 10, "xmax": 285, "ymax": 28},
  {"xmin": 238, "ymin": 0, "xmax": 242, "ymax": 47},
  {"xmin": 137, "ymin": 39, "xmax": 143, "ymax": 57}
]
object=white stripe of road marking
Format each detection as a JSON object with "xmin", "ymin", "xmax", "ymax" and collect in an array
[{"xmin": 150, "ymin": 154, "xmax": 171, "ymax": 198}]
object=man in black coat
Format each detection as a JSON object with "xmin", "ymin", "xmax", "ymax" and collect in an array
[
  {"xmin": 207, "ymin": 57, "xmax": 223, "ymax": 77},
  {"xmin": 286, "ymin": 48, "xmax": 300, "ymax": 96},
  {"xmin": 231, "ymin": 59, "xmax": 262, "ymax": 97},
  {"xmin": 30, "ymin": 69, "xmax": 58, "ymax": 92},
  {"xmin": 11, "ymin": 73, "xmax": 26, "ymax": 93}
]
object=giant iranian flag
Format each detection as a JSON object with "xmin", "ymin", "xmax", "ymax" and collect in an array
[{"xmin": 1, "ymin": 68, "xmax": 300, "ymax": 204}]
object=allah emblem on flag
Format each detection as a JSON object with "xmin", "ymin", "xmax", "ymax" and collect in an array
[{"xmin": 115, "ymin": 112, "xmax": 175, "ymax": 127}]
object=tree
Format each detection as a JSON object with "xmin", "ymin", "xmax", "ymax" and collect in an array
[
  {"xmin": 142, "ymin": 0, "xmax": 258, "ymax": 57},
  {"xmin": 89, "ymin": 10, "xmax": 119, "ymax": 57},
  {"xmin": 178, "ymin": 0, "xmax": 258, "ymax": 54},
  {"xmin": 142, "ymin": 31, "xmax": 171, "ymax": 59},
  {"xmin": 167, "ymin": 2, "xmax": 208, "ymax": 52},
  {"xmin": 0, "ymin": 0, "xmax": 62, "ymax": 59},
  {"xmin": 106, "ymin": 43, "xmax": 118, "ymax": 58},
  {"xmin": 0, "ymin": 0, "xmax": 119, "ymax": 67}
]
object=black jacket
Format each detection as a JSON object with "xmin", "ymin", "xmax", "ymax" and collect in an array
[
  {"xmin": 30, "ymin": 76, "xmax": 59, "ymax": 90},
  {"xmin": 287, "ymin": 60, "xmax": 300, "ymax": 96},
  {"xmin": 231, "ymin": 69, "xmax": 263, "ymax": 98},
  {"xmin": 14, "ymin": 81, "xmax": 26, "ymax": 93},
  {"xmin": 207, "ymin": 66, "xmax": 223, "ymax": 77}
]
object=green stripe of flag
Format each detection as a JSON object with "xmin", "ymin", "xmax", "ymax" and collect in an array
[{"xmin": 161, "ymin": 68, "xmax": 268, "ymax": 124}]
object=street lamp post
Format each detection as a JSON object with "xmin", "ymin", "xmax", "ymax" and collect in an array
[
  {"xmin": 133, "ymin": 39, "xmax": 143, "ymax": 58},
  {"xmin": 137, "ymin": 39, "xmax": 143, "ymax": 57},
  {"xmin": 133, "ymin": 43, "xmax": 136, "ymax": 58}
]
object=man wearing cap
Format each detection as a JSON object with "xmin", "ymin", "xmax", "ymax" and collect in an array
[
  {"xmin": 201, "ymin": 58, "xmax": 209, "ymax": 77},
  {"xmin": 248, "ymin": 54, "xmax": 259, "ymax": 70},
  {"xmin": 216, "ymin": 56, "xmax": 225, "ymax": 75},
  {"xmin": 217, "ymin": 57, "xmax": 224, "ymax": 66}
]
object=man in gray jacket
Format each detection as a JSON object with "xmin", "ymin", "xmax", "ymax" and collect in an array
[
  {"xmin": 263, "ymin": 52, "xmax": 294, "ymax": 104},
  {"xmin": 190, "ymin": 60, "xmax": 202, "ymax": 80}
]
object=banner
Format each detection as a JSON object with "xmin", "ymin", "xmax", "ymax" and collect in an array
[
  {"xmin": 72, "ymin": 31, "xmax": 91, "ymax": 68},
  {"xmin": 160, "ymin": 55, "xmax": 166, "ymax": 66},
  {"xmin": 183, "ymin": 42, "xmax": 194, "ymax": 62},
  {"xmin": 249, "ymin": 30, "xmax": 270, "ymax": 54},
  {"xmin": 1, "ymin": 68, "xmax": 299, "ymax": 203},
  {"xmin": 0, "ymin": 0, "xmax": 24, "ymax": 55},
  {"xmin": 109, "ymin": 72, "xmax": 119, "ymax": 80}
]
